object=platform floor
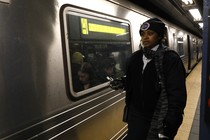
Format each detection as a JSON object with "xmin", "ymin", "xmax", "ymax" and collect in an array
[{"xmin": 175, "ymin": 61, "xmax": 201, "ymax": 140}]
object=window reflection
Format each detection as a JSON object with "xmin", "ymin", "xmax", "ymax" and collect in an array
[
  {"xmin": 177, "ymin": 36, "xmax": 184, "ymax": 56},
  {"xmin": 70, "ymin": 43, "xmax": 130, "ymax": 93}
]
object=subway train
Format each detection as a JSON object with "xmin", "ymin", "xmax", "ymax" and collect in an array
[{"xmin": 0, "ymin": 0, "xmax": 202, "ymax": 139}]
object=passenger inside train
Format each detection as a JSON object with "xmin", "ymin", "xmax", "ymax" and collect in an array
[
  {"xmin": 97, "ymin": 57, "xmax": 124, "ymax": 83},
  {"xmin": 71, "ymin": 49, "xmax": 85, "ymax": 92},
  {"xmin": 77, "ymin": 62, "xmax": 100, "ymax": 91}
]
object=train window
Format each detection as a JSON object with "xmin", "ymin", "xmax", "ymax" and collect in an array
[
  {"xmin": 177, "ymin": 37, "xmax": 185, "ymax": 56},
  {"xmin": 162, "ymin": 27, "xmax": 169, "ymax": 46},
  {"xmin": 62, "ymin": 9, "xmax": 132, "ymax": 97}
]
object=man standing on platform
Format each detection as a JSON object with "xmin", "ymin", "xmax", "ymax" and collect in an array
[{"xmin": 119, "ymin": 18, "xmax": 187, "ymax": 140}]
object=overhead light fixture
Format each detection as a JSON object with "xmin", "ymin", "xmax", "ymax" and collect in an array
[
  {"xmin": 181, "ymin": 0, "xmax": 194, "ymax": 5},
  {"xmin": 189, "ymin": 8, "xmax": 202, "ymax": 21}
]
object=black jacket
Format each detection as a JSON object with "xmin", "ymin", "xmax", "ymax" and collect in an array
[{"xmin": 125, "ymin": 48, "xmax": 187, "ymax": 137}]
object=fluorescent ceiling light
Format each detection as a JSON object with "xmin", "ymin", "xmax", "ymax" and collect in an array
[
  {"xmin": 182, "ymin": 0, "xmax": 194, "ymax": 5},
  {"xmin": 189, "ymin": 8, "xmax": 202, "ymax": 21}
]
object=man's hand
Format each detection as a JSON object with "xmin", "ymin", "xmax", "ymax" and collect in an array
[{"xmin": 107, "ymin": 76, "xmax": 126, "ymax": 90}]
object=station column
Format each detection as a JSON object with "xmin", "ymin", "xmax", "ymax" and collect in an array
[{"xmin": 200, "ymin": 0, "xmax": 210, "ymax": 139}]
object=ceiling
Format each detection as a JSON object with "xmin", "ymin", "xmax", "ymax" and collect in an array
[{"xmin": 128, "ymin": 0, "xmax": 203, "ymax": 37}]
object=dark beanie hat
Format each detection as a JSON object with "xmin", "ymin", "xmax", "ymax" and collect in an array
[{"xmin": 139, "ymin": 18, "xmax": 165, "ymax": 38}]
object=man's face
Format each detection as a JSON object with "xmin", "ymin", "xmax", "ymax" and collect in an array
[{"xmin": 140, "ymin": 30, "xmax": 161, "ymax": 49}]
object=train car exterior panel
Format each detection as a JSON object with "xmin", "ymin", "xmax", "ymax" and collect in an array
[
  {"xmin": 0, "ymin": 0, "xmax": 68, "ymax": 137},
  {"xmin": 0, "ymin": 0, "xmax": 132, "ymax": 139}
]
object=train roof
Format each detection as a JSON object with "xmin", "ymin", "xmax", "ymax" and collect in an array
[{"xmin": 128, "ymin": 0, "xmax": 203, "ymax": 38}]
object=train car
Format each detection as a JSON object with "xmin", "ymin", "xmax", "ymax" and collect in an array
[
  {"xmin": 166, "ymin": 26, "xmax": 202, "ymax": 74},
  {"xmin": 0, "ymin": 0, "xmax": 202, "ymax": 139}
]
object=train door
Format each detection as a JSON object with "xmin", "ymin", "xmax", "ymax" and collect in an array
[
  {"xmin": 190, "ymin": 38, "xmax": 198, "ymax": 69},
  {"xmin": 175, "ymin": 31, "xmax": 189, "ymax": 73},
  {"xmin": 171, "ymin": 32, "xmax": 177, "ymax": 51},
  {"xmin": 187, "ymin": 35, "xmax": 191, "ymax": 71}
]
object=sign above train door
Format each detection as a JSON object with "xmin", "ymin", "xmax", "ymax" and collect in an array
[{"xmin": 0, "ymin": 0, "xmax": 10, "ymax": 4}]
